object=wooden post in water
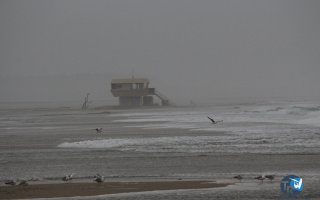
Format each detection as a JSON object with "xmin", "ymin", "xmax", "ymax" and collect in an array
[{"xmin": 82, "ymin": 93, "xmax": 90, "ymax": 110}]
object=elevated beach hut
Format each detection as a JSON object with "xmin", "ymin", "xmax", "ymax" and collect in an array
[{"xmin": 111, "ymin": 78, "xmax": 170, "ymax": 106}]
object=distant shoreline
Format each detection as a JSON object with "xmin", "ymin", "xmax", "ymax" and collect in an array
[{"xmin": 0, "ymin": 180, "xmax": 230, "ymax": 199}]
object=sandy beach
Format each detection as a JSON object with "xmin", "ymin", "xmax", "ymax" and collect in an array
[{"xmin": 0, "ymin": 180, "xmax": 229, "ymax": 199}]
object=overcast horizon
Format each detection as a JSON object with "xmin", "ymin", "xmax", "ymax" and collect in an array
[{"xmin": 1, "ymin": 0, "xmax": 320, "ymax": 105}]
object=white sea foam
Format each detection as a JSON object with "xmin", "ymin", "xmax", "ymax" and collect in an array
[
  {"xmin": 125, "ymin": 123, "xmax": 198, "ymax": 129},
  {"xmin": 58, "ymin": 136, "xmax": 211, "ymax": 149},
  {"xmin": 114, "ymin": 118, "xmax": 171, "ymax": 123},
  {"xmin": 58, "ymin": 131, "xmax": 320, "ymax": 154}
]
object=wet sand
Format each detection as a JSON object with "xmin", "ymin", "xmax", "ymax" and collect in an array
[{"xmin": 0, "ymin": 180, "xmax": 230, "ymax": 199}]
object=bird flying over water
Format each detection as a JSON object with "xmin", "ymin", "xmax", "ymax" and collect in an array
[
  {"xmin": 207, "ymin": 116, "xmax": 216, "ymax": 123},
  {"xmin": 95, "ymin": 128, "xmax": 103, "ymax": 133},
  {"xmin": 207, "ymin": 116, "xmax": 223, "ymax": 124}
]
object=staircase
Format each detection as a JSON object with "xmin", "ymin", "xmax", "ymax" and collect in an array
[{"xmin": 154, "ymin": 90, "xmax": 171, "ymax": 106}]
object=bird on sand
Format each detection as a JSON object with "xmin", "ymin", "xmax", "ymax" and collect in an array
[
  {"xmin": 254, "ymin": 175, "xmax": 265, "ymax": 183},
  {"xmin": 18, "ymin": 180, "xmax": 28, "ymax": 186},
  {"xmin": 4, "ymin": 180, "xmax": 16, "ymax": 186},
  {"xmin": 233, "ymin": 175, "xmax": 243, "ymax": 182},
  {"xmin": 62, "ymin": 174, "xmax": 74, "ymax": 182},
  {"xmin": 265, "ymin": 175, "xmax": 275, "ymax": 182},
  {"xmin": 95, "ymin": 128, "xmax": 103, "ymax": 133},
  {"xmin": 94, "ymin": 174, "xmax": 104, "ymax": 183}
]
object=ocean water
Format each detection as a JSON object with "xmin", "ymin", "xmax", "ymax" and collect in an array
[
  {"xmin": 0, "ymin": 101, "xmax": 319, "ymax": 199},
  {"xmin": 61, "ymin": 103, "xmax": 320, "ymax": 154}
]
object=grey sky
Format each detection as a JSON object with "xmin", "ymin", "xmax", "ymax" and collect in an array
[{"xmin": 1, "ymin": 0, "xmax": 320, "ymax": 104}]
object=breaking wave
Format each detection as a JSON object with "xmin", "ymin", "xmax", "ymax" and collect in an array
[{"xmin": 57, "ymin": 133, "xmax": 320, "ymax": 154}]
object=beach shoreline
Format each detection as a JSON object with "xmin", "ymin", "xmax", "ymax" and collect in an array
[{"xmin": 0, "ymin": 180, "xmax": 230, "ymax": 199}]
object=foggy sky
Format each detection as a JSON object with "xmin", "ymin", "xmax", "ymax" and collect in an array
[{"xmin": 1, "ymin": 0, "xmax": 320, "ymax": 105}]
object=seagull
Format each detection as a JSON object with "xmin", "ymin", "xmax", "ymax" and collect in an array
[
  {"xmin": 4, "ymin": 180, "xmax": 16, "ymax": 186},
  {"xmin": 62, "ymin": 174, "xmax": 74, "ymax": 182},
  {"xmin": 95, "ymin": 128, "xmax": 103, "ymax": 133},
  {"xmin": 265, "ymin": 175, "xmax": 275, "ymax": 182},
  {"xmin": 254, "ymin": 175, "xmax": 265, "ymax": 183},
  {"xmin": 18, "ymin": 180, "xmax": 28, "ymax": 186},
  {"xmin": 94, "ymin": 174, "xmax": 104, "ymax": 183},
  {"xmin": 207, "ymin": 116, "xmax": 223, "ymax": 124},
  {"xmin": 233, "ymin": 175, "xmax": 243, "ymax": 182}
]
